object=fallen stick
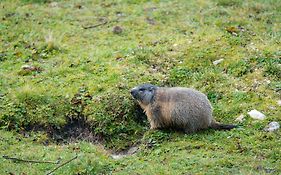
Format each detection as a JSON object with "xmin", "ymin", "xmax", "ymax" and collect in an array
[
  {"xmin": 2, "ymin": 155, "xmax": 59, "ymax": 164},
  {"xmin": 82, "ymin": 19, "xmax": 118, "ymax": 29},
  {"xmin": 82, "ymin": 20, "xmax": 108, "ymax": 29},
  {"xmin": 46, "ymin": 155, "xmax": 78, "ymax": 175}
]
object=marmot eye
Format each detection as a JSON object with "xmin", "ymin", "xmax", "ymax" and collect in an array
[{"xmin": 139, "ymin": 88, "xmax": 145, "ymax": 92}]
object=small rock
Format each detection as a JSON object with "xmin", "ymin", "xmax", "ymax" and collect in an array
[
  {"xmin": 213, "ymin": 59, "xmax": 224, "ymax": 65},
  {"xmin": 248, "ymin": 109, "xmax": 266, "ymax": 120},
  {"xmin": 235, "ymin": 114, "xmax": 245, "ymax": 122},
  {"xmin": 113, "ymin": 26, "xmax": 123, "ymax": 34},
  {"xmin": 264, "ymin": 122, "xmax": 280, "ymax": 132},
  {"xmin": 277, "ymin": 100, "xmax": 281, "ymax": 106}
]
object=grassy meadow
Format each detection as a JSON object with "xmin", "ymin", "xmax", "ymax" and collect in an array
[{"xmin": 0, "ymin": 0, "xmax": 280, "ymax": 174}]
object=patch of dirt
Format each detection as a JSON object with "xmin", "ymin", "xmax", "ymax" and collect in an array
[
  {"xmin": 21, "ymin": 115, "xmax": 141, "ymax": 160},
  {"xmin": 22, "ymin": 116, "xmax": 103, "ymax": 145},
  {"xmin": 50, "ymin": 116, "xmax": 103, "ymax": 144}
]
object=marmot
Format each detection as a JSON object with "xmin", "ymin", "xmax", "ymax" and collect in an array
[{"xmin": 130, "ymin": 83, "xmax": 236, "ymax": 133}]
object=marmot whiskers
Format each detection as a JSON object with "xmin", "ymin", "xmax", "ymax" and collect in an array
[{"xmin": 130, "ymin": 84, "xmax": 236, "ymax": 133}]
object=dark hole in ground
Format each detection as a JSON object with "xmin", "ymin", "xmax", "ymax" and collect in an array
[
  {"xmin": 50, "ymin": 116, "xmax": 103, "ymax": 144},
  {"xmin": 19, "ymin": 103, "xmax": 148, "ymax": 150},
  {"xmin": 22, "ymin": 115, "xmax": 103, "ymax": 145}
]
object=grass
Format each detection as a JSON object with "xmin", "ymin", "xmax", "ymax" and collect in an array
[{"xmin": 0, "ymin": 0, "xmax": 280, "ymax": 174}]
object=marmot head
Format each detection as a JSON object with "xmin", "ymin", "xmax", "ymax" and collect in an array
[{"xmin": 130, "ymin": 84, "xmax": 158, "ymax": 106}]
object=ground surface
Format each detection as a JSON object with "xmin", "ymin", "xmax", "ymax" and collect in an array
[{"xmin": 0, "ymin": 0, "xmax": 280, "ymax": 174}]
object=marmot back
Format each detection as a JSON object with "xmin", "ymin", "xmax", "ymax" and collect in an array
[{"xmin": 130, "ymin": 84, "xmax": 236, "ymax": 133}]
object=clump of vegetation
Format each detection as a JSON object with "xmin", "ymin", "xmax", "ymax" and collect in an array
[
  {"xmin": 261, "ymin": 58, "xmax": 281, "ymax": 79},
  {"xmin": 84, "ymin": 91, "xmax": 147, "ymax": 150},
  {"xmin": 227, "ymin": 59, "xmax": 252, "ymax": 77},
  {"xmin": 0, "ymin": 90, "xmax": 70, "ymax": 130}
]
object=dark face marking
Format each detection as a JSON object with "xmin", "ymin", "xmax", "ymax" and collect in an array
[{"xmin": 130, "ymin": 84, "xmax": 158, "ymax": 105}]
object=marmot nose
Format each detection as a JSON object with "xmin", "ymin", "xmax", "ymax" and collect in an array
[{"xmin": 130, "ymin": 88, "xmax": 137, "ymax": 97}]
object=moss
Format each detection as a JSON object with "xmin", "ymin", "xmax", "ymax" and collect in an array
[{"xmin": 0, "ymin": 0, "xmax": 280, "ymax": 174}]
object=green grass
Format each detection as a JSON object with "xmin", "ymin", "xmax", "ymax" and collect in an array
[{"xmin": 0, "ymin": 0, "xmax": 280, "ymax": 174}]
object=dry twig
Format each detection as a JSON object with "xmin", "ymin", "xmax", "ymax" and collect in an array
[
  {"xmin": 82, "ymin": 20, "xmax": 108, "ymax": 29},
  {"xmin": 46, "ymin": 155, "xmax": 78, "ymax": 175},
  {"xmin": 2, "ymin": 155, "xmax": 59, "ymax": 164},
  {"xmin": 82, "ymin": 18, "xmax": 118, "ymax": 29}
]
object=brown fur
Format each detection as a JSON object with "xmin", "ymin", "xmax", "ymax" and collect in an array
[{"xmin": 131, "ymin": 84, "xmax": 236, "ymax": 133}]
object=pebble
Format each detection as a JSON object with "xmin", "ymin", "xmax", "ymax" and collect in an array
[
  {"xmin": 213, "ymin": 59, "xmax": 224, "ymax": 65},
  {"xmin": 248, "ymin": 109, "xmax": 266, "ymax": 120},
  {"xmin": 264, "ymin": 122, "xmax": 280, "ymax": 132}
]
